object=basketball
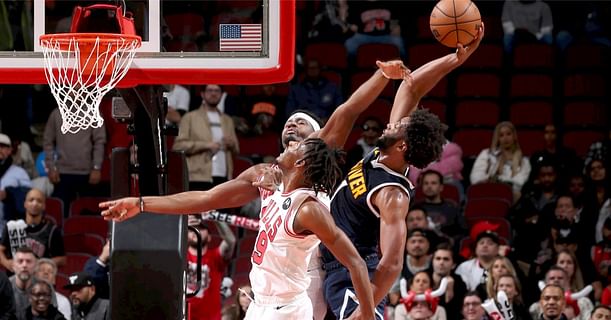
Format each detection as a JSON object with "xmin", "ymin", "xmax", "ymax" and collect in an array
[{"xmin": 430, "ymin": 0, "xmax": 481, "ymax": 48}]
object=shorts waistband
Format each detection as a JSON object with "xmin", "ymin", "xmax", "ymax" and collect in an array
[
  {"xmin": 254, "ymin": 291, "xmax": 308, "ymax": 306},
  {"xmin": 323, "ymin": 253, "xmax": 378, "ymax": 272}
]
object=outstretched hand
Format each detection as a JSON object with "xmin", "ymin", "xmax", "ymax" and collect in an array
[
  {"xmin": 376, "ymin": 60, "xmax": 411, "ymax": 81},
  {"xmin": 251, "ymin": 165, "xmax": 282, "ymax": 191},
  {"xmin": 99, "ymin": 197, "xmax": 141, "ymax": 222},
  {"xmin": 455, "ymin": 22, "xmax": 485, "ymax": 65}
]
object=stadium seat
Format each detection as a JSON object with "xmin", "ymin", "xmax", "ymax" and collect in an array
[
  {"xmin": 420, "ymin": 100, "xmax": 446, "ymax": 124},
  {"xmin": 563, "ymin": 73, "xmax": 606, "ymax": 98},
  {"xmin": 461, "ymin": 43, "xmax": 503, "ymax": 70},
  {"xmin": 45, "ymin": 197, "xmax": 64, "ymax": 227},
  {"xmin": 234, "ymin": 256, "xmax": 252, "ymax": 274},
  {"xmin": 464, "ymin": 198, "xmax": 511, "ymax": 220},
  {"xmin": 231, "ymin": 272, "xmax": 250, "ymax": 289},
  {"xmin": 58, "ymin": 253, "xmax": 92, "ymax": 276},
  {"xmin": 564, "ymin": 101, "xmax": 607, "ymax": 128},
  {"xmin": 356, "ymin": 98, "xmax": 392, "ymax": 126},
  {"xmin": 564, "ymin": 43, "xmax": 609, "ymax": 70},
  {"xmin": 452, "ymin": 129, "xmax": 493, "ymax": 158},
  {"xmin": 424, "ymin": 77, "xmax": 448, "ymax": 99},
  {"xmin": 64, "ymin": 233, "xmax": 105, "ymax": 256},
  {"xmin": 481, "ymin": 16, "xmax": 503, "ymax": 42},
  {"xmin": 233, "ymin": 156, "xmax": 254, "ymax": 177},
  {"xmin": 408, "ymin": 44, "xmax": 452, "ymax": 68},
  {"xmin": 351, "ymin": 71, "xmax": 395, "ymax": 99},
  {"xmin": 455, "ymin": 100, "xmax": 500, "ymax": 127},
  {"xmin": 510, "ymin": 74, "xmax": 553, "ymax": 98},
  {"xmin": 356, "ymin": 43, "xmax": 401, "ymax": 69},
  {"xmin": 64, "ymin": 216, "xmax": 109, "ymax": 238},
  {"xmin": 238, "ymin": 132, "xmax": 281, "ymax": 158},
  {"xmin": 466, "ymin": 217, "xmax": 512, "ymax": 241},
  {"xmin": 305, "ymin": 42, "xmax": 348, "ymax": 70},
  {"xmin": 238, "ymin": 237, "xmax": 256, "ymax": 257},
  {"xmin": 513, "ymin": 43, "xmax": 555, "ymax": 69},
  {"xmin": 467, "ymin": 182, "xmax": 513, "ymax": 204},
  {"xmin": 456, "ymin": 73, "xmax": 501, "ymax": 98},
  {"xmin": 563, "ymin": 130, "xmax": 605, "ymax": 157},
  {"xmin": 55, "ymin": 273, "xmax": 70, "ymax": 297},
  {"xmin": 69, "ymin": 197, "xmax": 109, "ymax": 216},
  {"xmin": 517, "ymin": 129, "xmax": 544, "ymax": 157},
  {"xmin": 509, "ymin": 101, "xmax": 553, "ymax": 127}
]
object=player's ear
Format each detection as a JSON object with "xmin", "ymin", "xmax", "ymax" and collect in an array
[
  {"xmin": 294, "ymin": 158, "xmax": 305, "ymax": 167},
  {"xmin": 398, "ymin": 141, "xmax": 408, "ymax": 152}
]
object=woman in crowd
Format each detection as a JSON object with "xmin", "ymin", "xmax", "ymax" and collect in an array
[
  {"xmin": 556, "ymin": 249, "xmax": 586, "ymax": 293},
  {"xmin": 484, "ymin": 256, "xmax": 519, "ymax": 299},
  {"xmin": 494, "ymin": 274, "xmax": 531, "ymax": 320},
  {"xmin": 221, "ymin": 285, "xmax": 253, "ymax": 320},
  {"xmin": 394, "ymin": 271, "xmax": 447, "ymax": 320}
]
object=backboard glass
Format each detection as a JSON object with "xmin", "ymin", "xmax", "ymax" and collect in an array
[{"xmin": 0, "ymin": 0, "xmax": 294, "ymax": 85}]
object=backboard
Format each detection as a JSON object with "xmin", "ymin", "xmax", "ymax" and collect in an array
[{"xmin": 0, "ymin": 0, "xmax": 294, "ymax": 85}]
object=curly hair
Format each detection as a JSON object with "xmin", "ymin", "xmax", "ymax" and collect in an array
[
  {"xmin": 300, "ymin": 138, "xmax": 346, "ymax": 195},
  {"xmin": 403, "ymin": 109, "xmax": 445, "ymax": 169}
]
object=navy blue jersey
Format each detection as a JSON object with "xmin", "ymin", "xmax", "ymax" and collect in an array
[{"xmin": 321, "ymin": 148, "xmax": 414, "ymax": 264}]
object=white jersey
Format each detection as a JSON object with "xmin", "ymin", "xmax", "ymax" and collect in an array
[{"xmin": 250, "ymin": 187, "xmax": 324, "ymax": 300}]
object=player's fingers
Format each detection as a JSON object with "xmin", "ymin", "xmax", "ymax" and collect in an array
[{"xmin": 99, "ymin": 201, "xmax": 113, "ymax": 208}]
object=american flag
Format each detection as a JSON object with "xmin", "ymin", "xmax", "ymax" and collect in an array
[{"xmin": 219, "ymin": 24, "xmax": 262, "ymax": 51}]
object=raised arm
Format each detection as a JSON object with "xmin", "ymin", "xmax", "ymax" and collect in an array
[
  {"xmin": 295, "ymin": 200, "xmax": 375, "ymax": 320},
  {"xmin": 217, "ymin": 221, "xmax": 237, "ymax": 260},
  {"xmin": 100, "ymin": 164, "xmax": 267, "ymax": 222},
  {"xmin": 369, "ymin": 186, "xmax": 410, "ymax": 305},
  {"xmin": 315, "ymin": 60, "xmax": 409, "ymax": 148},
  {"xmin": 389, "ymin": 24, "xmax": 485, "ymax": 123}
]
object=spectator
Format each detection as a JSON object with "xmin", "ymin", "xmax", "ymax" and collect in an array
[
  {"xmin": 63, "ymin": 272, "xmax": 108, "ymax": 320},
  {"xmin": 583, "ymin": 159, "xmax": 609, "ymax": 213},
  {"xmin": 342, "ymin": 0, "xmax": 406, "ymax": 60},
  {"xmin": 462, "ymin": 292, "xmax": 488, "ymax": 320},
  {"xmin": 9, "ymin": 247, "xmax": 37, "ymax": 317},
  {"xmin": 456, "ymin": 224, "xmax": 501, "ymax": 291},
  {"xmin": 345, "ymin": 117, "xmax": 383, "ymax": 173},
  {"xmin": 307, "ymin": 0, "xmax": 350, "ymax": 42},
  {"xmin": 415, "ymin": 170, "xmax": 466, "ymax": 240},
  {"xmin": 569, "ymin": 173, "xmax": 587, "ymax": 208},
  {"xmin": 221, "ymin": 285, "xmax": 253, "ymax": 320},
  {"xmin": 585, "ymin": 129, "xmax": 610, "ymax": 175},
  {"xmin": 501, "ymin": 0, "xmax": 553, "ymax": 53},
  {"xmin": 0, "ymin": 133, "xmax": 31, "ymax": 227},
  {"xmin": 9, "ymin": 136, "xmax": 35, "ymax": 180},
  {"xmin": 34, "ymin": 259, "xmax": 70, "ymax": 319},
  {"xmin": 555, "ymin": 250, "xmax": 586, "ymax": 294},
  {"xmin": 249, "ymin": 102, "xmax": 277, "ymax": 137},
  {"xmin": 172, "ymin": 84, "xmax": 239, "ymax": 191},
  {"xmin": 470, "ymin": 121, "xmax": 531, "ymax": 200},
  {"xmin": 538, "ymin": 285, "xmax": 567, "ymax": 320},
  {"xmin": 484, "ymin": 256, "xmax": 519, "ymax": 300},
  {"xmin": 406, "ymin": 206, "xmax": 444, "ymax": 248},
  {"xmin": 83, "ymin": 238, "xmax": 110, "ymax": 300},
  {"xmin": 285, "ymin": 59, "xmax": 343, "ymax": 123},
  {"xmin": 493, "ymin": 274, "xmax": 531, "ymax": 320},
  {"xmin": 595, "ymin": 202, "xmax": 611, "ymax": 245},
  {"xmin": 43, "ymin": 108, "xmax": 106, "ymax": 216},
  {"xmin": 530, "ymin": 267, "xmax": 593, "ymax": 320},
  {"xmin": 164, "ymin": 84, "xmax": 190, "ymax": 126},
  {"xmin": 395, "ymin": 229, "xmax": 432, "ymax": 290},
  {"xmin": 0, "ymin": 270, "xmax": 16, "ymax": 319},
  {"xmin": 530, "ymin": 125, "xmax": 581, "ymax": 184},
  {"xmin": 0, "ymin": 189, "xmax": 66, "ymax": 272},
  {"xmin": 589, "ymin": 306, "xmax": 611, "ymax": 320},
  {"xmin": 186, "ymin": 215, "xmax": 236, "ymax": 320},
  {"xmin": 409, "ymin": 140, "xmax": 464, "ymax": 202},
  {"xmin": 394, "ymin": 271, "xmax": 448, "ymax": 320},
  {"xmin": 19, "ymin": 278, "xmax": 65, "ymax": 320},
  {"xmin": 430, "ymin": 242, "xmax": 468, "ymax": 320},
  {"xmin": 553, "ymin": 194, "xmax": 597, "ymax": 251}
]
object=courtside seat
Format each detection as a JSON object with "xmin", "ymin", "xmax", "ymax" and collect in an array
[
  {"xmin": 510, "ymin": 74, "xmax": 553, "ymax": 98},
  {"xmin": 509, "ymin": 101, "xmax": 553, "ymax": 128},
  {"xmin": 455, "ymin": 100, "xmax": 500, "ymax": 128},
  {"xmin": 452, "ymin": 129, "xmax": 493, "ymax": 158},
  {"xmin": 564, "ymin": 101, "xmax": 607, "ymax": 128},
  {"xmin": 563, "ymin": 73, "xmax": 606, "ymax": 98},
  {"xmin": 456, "ymin": 73, "xmax": 501, "ymax": 99},
  {"xmin": 513, "ymin": 43, "xmax": 555, "ymax": 70},
  {"xmin": 461, "ymin": 43, "xmax": 503, "ymax": 70},
  {"xmin": 45, "ymin": 197, "xmax": 64, "ymax": 227}
]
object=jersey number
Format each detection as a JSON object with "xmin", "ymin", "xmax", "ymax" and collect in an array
[{"xmin": 252, "ymin": 230, "xmax": 268, "ymax": 265}]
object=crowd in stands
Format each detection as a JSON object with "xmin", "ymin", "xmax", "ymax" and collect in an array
[{"xmin": 0, "ymin": 0, "xmax": 608, "ymax": 319}]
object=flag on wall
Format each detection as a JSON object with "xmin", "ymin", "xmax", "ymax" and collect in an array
[{"xmin": 219, "ymin": 24, "xmax": 262, "ymax": 51}]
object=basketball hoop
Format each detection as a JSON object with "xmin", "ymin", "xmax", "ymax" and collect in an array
[{"xmin": 40, "ymin": 33, "xmax": 141, "ymax": 134}]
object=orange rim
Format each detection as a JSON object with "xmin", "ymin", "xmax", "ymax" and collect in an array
[{"xmin": 40, "ymin": 33, "xmax": 141, "ymax": 50}]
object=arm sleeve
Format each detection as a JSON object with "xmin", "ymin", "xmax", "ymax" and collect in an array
[
  {"xmin": 48, "ymin": 226, "xmax": 65, "ymax": 257},
  {"xmin": 469, "ymin": 150, "xmax": 490, "ymax": 185},
  {"xmin": 540, "ymin": 3, "xmax": 553, "ymax": 32}
]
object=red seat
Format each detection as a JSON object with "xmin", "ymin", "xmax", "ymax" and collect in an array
[
  {"xmin": 408, "ymin": 44, "xmax": 452, "ymax": 68},
  {"xmin": 564, "ymin": 101, "xmax": 607, "ymax": 128},
  {"xmin": 464, "ymin": 198, "xmax": 511, "ymax": 220},
  {"xmin": 456, "ymin": 73, "xmax": 501, "ymax": 98},
  {"xmin": 351, "ymin": 71, "xmax": 395, "ymax": 99},
  {"xmin": 416, "ymin": 15, "xmax": 435, "ymax": 41},
  {"xmin": 509, "ymin": 101, "xmax": 553, "ymax": 127},
  {"xmin": 55, "ymin": 273, "xmax": 70, "ymax": 297},
  {"xmin": 421, "ymin": 100, "xmax": 446, "ymax": 124},
  {"xmin": 58, "ymin": 253, "xmax": 92, "ymax": 276},
  {"xmin": 232, "ymin": 156, "xmax": 254, "ymax": 178},
  {"xmin": 510, "ymin": 74, "xmax": 553, "ymax": 98},
  {"xmin": 455, "ymin": 100, "xmax": 500, "ymax": 127},
  {"xmin": 452, "ymin": 129, "xmax": 493, "ymax": 158},
  {"xmin": 467, "ymin": 182, "xmax": 513, "ymax": 204},
  {"xmin": 356, "ymin": 43, "xmax": 401, "ymax": 69},
  {"xmin": 69, "ymin": 197, "xmax": 109, "ymax": 216},
  {"xmin": 563, "ymin": 73, "xmax": 606, "ymax": 97},
  {"xmin": 462, "ymin": 43, "xmax": 503, "ymax": 70},
  {"xmin": 234, "ymin": 256, "xmax": 252, "ymax": 274},
  {"xmin": 517, "ymin": 129, "xmax": 544, "ymax": 157},
  {"xmin": 466, "ymin": 217, "xmax": 512, "ymax": 241},
  {"xmin": 414, "ymin": 183, "xmax": 460, "ymax": 204},
  {"xmin": 481, "ymin": 16, "xmax": 503, "ymax": 41},
  {"xmin": 305, "ymin": 42, "xmax": 348, "ymax": 70},
  {"xmin": 45, "ymin": 197, "xmax": 64, "ymax": 227},
  {"xmin": 238, "ymin": 237, "xmax": 256, "ymax": 257},
  {"xmin": 64, "ymin": 233, "xmax": 105, "ymax": 256},
  {"xmin": 64, "ymin": 216, "xmax": 109, "ymax": 238},
  {"xmin": 238, "ymin": 132, "xmax": 281, "ymax": 158},
  {"xmin": 356, "ymin": 98, "xmax": 392, "ymax": 126},
  {"xmin": 563, "ymin": 130, "xmax": 605, "ymax": 157},
  {"xmin": 231, "ymin": 272, "xmax": 251, "ymax": 289},
  {"xmin": 564, "ymin": 43, "xmax": 609, "ymax": 70},
  {"xmin": 424, "ymin": 77, "xmax": 448, "ymax": 99},
  {"xmin": 513, "ymin": 43, "xmax": 555, "ymax": 69}
]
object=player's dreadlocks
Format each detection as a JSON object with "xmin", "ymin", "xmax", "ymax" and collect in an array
[
  {"xmin": 403, "ymin": 109, "xmax": 446, "ymax": 169},
  {"xmin": 300, "ymin": 138, "xmax": 346, "ymax": 195}
]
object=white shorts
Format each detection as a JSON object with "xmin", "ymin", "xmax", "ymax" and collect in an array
[
  {"xmin": 245, "ymin": 292, "xmax": 313, "ymax": 320},
  {"xmin": 307, "ymin": 265, "xmax": 327, "ymax": 320}
]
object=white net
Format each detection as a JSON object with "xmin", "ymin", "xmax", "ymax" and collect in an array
[{"xmin": 40, "ymin": 34, "xmax": 140, "ymax": 134}]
